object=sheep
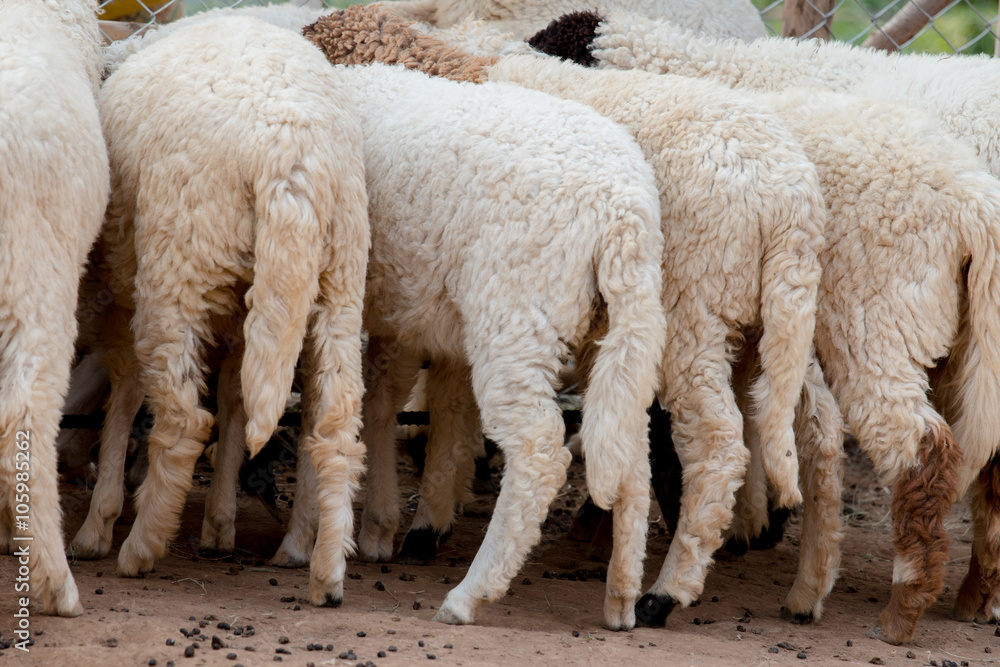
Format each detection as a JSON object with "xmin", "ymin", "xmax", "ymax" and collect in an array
[
  {"xmin": 284, "ymin": 42, "xmax": 667, "ymax": 624},
  {"xmin": 303, "ymin": 3, "xmax": 841, "ymax": 623},
  {"xmin": 380, "ymin": 0, "xmax": 768, "ymax": 41},
  {"xmin": 0, "ymin": 0, "xmax": 109, "ymax": 617},
  {"xmin": 549, "ymin": 10, "xmax": 1000, "ymax": 180},
  {"xmin": 532, "ymin": 12, "xmax": 1000, "ymax": 644},
  {"xmin": 100, "ymin": 3, "xmax": 327, "ymax": 75},
  {"xmin": 81, "ymin": 2, "xmax": 352, "ymax": 569},
  {"xmin": 93, "ymin": 17, "xmax": 371, "ymax": 612}
]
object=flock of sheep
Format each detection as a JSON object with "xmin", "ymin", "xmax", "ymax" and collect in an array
[{"xmin": 5, "ymin": 0, "xmax": 1000, "ymax": 650}]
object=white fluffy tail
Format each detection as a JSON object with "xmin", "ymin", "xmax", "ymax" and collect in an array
[
  {"xmin": 750, "ymin": 183, "xmax": 826, "ymax": 508},
  {"xmin": 580, "ymin": 199, "xmax": 667, "ymax": 510},
  {"xmin": 241, "ymin": 165, "xmax": 324, "ymax": 458},
  {"xmin": 946, "ymin": 183, "xmax": 1000, "ymax": 494}
]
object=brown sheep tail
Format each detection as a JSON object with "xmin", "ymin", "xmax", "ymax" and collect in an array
[
  {"xmin": 527, "ymin": 11, "xmax": 603, "ymax": 67},
  {"xmin": 303, "ymin": 3, "xmax": 493, "ymax": 83}
]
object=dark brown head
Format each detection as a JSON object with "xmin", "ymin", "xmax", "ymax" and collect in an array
[
  {"xmin": 527, "ymin": 11, "xmax": 603, "ymax": 67},
  {"xmin": 302, "ymin": 5, "xmax": 405, "ymax": 66}
]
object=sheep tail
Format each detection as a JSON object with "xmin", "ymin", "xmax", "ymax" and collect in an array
[
  {"xmin": 580, "ymin": 199, "xmax": 667, "ymax": 510},
  {"xmin": 750, "ymin": 180, "xmax": 826, "ymax": 509},
  {"xmin": 945, "ymin": 181, "xmax": 1000, "ymax": 494},
  {"xmin": 240, "ymin": 164, "xmax": 324, "ymax": 459}
]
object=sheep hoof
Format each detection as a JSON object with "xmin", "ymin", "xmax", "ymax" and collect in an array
[
  {"xmin": 358, "ymin": 523, "xmax": 394, "ymax": 563},
  {"xmin": 44, "ymin": 579, "xmax": 84, "ymax": 617},
  {"xmin": 634, "ymin": 593, "xmax": 676, "ymax": 627},
  {"xmin": 865, "ymin": 625, "xmax": 904, "ymax": 646},
  {"xmin": 603, "ymin": 593, "xmax": 637, "ymax": 630},
  {"xmin": 748, "ymin": 507, "xmax": 791, "ymax": 550},
  {"xmin": 780, "ymin": 607, "xmax": 814, "ymax": 624},
  {"xmin": 721, "ymin": 537, "xmax": 749, "ymax": 557},
  {"xmin": 432, "ymin": 606, "xmax": 472, "ymax": 625},
  {"xmin": 271, "ymin": 535, "xmax": 313, "ymax": 568},
  {"xmin": 397, "ymin": 527, "xmax": 444, "ymax": 564},
  {"xmin": 312, "ymin": 591, "xmax": 343, "ymax": 608},
  {"xmin": 116, "ymin": 540, "xmax": 154, "ymax": 578},
  {"xmin": 270, "ymin": 549, "xmax": 310, "ymax": 568},
  {"xmin": 69, "ymin": 535, "xmax": 111, "ymax": 561},
  {"xmin": 949, "ymin": 606, "xmax": 976, "ymax": 622}
]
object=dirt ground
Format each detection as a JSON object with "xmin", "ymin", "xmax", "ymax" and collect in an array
[{"xmin": 0, "ymin": 436, "xmax": 993, "ymax": 667}]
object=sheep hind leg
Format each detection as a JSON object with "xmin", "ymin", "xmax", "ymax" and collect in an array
[
  {"xmin": 866, "ymin": 418, "xmax": 962, "ymax": 645},
  {"xmin": 116, "ymin": 290, "xmax": 214, "ymax": 577},
  {"xmin": 271, "ymin": 433, "xmax": 317, "ymax": 567},
  {"xmin": 2, "ymin": 293, "xmax": 82, "ymax": 615},
  {"xmin": 781, "ymin": 356, "xmax": 845, "ymax": 624},
  {"xmin": 951, "ymin": 453, "xmax": 1000, "ymax": 623},
  {"xmin": 433, "ymin": 359, "xmax": 570, "ymax": 625},
  {"xmin": 355, "ymin": 337, "xmax": 422, "ymax": 563},
  {"xmin": 636, "ymin": 328, "xmax": 749, "ymax": 627},
  {"xmin": 399, "ymin": 359, "xmax": 478, "ymax": 564},
  {"xmin": 24, "ymin": 419, "xmax": 84, "ymax": 616},
  {"xmin": 300, "ymin": 294, "xmax": 366, "ymax": 608},
  {"xmin": 604, "ymin": 451, "xmax": 651, "ymax": 630},
  {"xmin": 8, "ymin": 397, "xmax": 83, "ymax": 617},
  {"xmin": 71, "ymin": 339, "xmax": 143, "ymax": 560},
  {"xmin": 201, "ymin": 346, "xmax": 246, "ymax": 555}
]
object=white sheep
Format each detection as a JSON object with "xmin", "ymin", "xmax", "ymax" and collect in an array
[
  {"xmin": 93, "ymin": 17, "xmax": 371, "ymax": 611},
  {"xmin": 0, "ymin": 0, "xmax": 108, "ymax": 617},
  {"xmin": 381, "ymin": 0, "xmax": 767, "ymax": 40},
  {"xmin": 580, "ymin": 11, "xmax": 1000, "ymax": 180},
  {"xmin": 100, "ymin": 2, "xmax": 327, "ymax": 74},
  {"xmin": 290, "ymin": 45, "xmax": 668, "ymax": 625},
  {"xmin": 535, "ymin": 11, "xmax": 1000, "ymax": 640},
  {"xmin": 303, "ymin": 3, "xmax": 836, "ymax": 618}
]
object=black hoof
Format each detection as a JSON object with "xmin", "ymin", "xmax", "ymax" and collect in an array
[
  {"xmin": 473, "ymin": 457, "xmax": 495, "ymax": 494},
  {"xmin": 318, "ymin": 593, "xmax": 342, "ymax": 608},
  {"xmin": 780, "ymin": 606, "xmax": 814, "ymax": 624},
  {"xmin": 721, "ymin": 537, "xmax": 749, "ymax": 557},
  {"xmin": 397, "ymin": 527, "xmax": 442, "ymax": 564},
  {"xmin": 634, "ymin": 593, "xmax": 677, "ymax": 627},
  {"xmin": 748, "ymin": 507, "xmax": 791, "ymax": 550}
]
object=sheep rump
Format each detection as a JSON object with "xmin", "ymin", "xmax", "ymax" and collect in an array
[
  {"xmin": 81, "ymin": 16, "xmax": 370, "ymax": 610},
  {"xmin": 0, "ymin": 0, "xmax": 109, "ymax": 618}
]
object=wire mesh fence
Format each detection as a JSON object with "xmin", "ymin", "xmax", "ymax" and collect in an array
[
  {"xmin": 755, "ymin": 0, "xmax": 1000, "ymax": 53},
  {"xmin": 97, "ymin": 0, "xmax": 1000, "ymax": 54}
]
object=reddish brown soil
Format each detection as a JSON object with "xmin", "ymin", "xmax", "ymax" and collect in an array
[{"xmin": 0, "ymin": 441, "xmax": 991, "ymax": 666}]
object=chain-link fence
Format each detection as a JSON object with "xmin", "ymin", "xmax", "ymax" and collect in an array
[
  {"xmin": 97, "ymin": 0, "xmax": 1000, "ymax": 54},
  {"xmin": 756, "ymin": 0, "xmax": 1000, "ymax": 53}
]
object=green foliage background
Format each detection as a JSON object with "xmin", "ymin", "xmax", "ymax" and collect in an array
[{"xmin": 752, "ymin": 0, "xmax": 1000, "ymax": 53}]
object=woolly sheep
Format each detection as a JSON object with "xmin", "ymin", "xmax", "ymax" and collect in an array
[
  {"xmin": 380, "ymin": 0, "xmax": 767, "ymax": 40},
  {"xmin": 89, "ymin": 2, "xmax": 353, "ymax": 571},
  {"xmin": 101, "ymin": 3, "xmax": 327, "ymax": 74},
  {"xmin": 572, "ymin": 11, "xmax": 1000, "ymax": 180},
  {"xmin": 92, "ymin": 17, "xmax": 371, "ymax": 612},
  {"xmin": 0, "ymin": 0, "xmax": 108, "ymax": 617},
  {"xmin": 537, "ymin": 11, "xmax": 1000, "ymax": 641},
  {"xmin": 285, "ymin": 54, "xmax": 667, "ymax": 627},
  {"xmin": 540, "ymin": 14, "xmax": 1000, "ymax": 643},
  {"xmin": 303, "ymin": 3, "xmax": 837, "ymax": 623}
]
